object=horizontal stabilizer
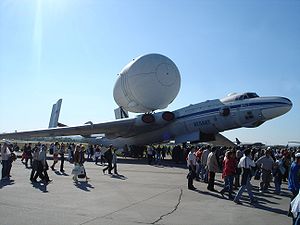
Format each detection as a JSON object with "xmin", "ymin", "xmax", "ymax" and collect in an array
[{"xmin": 57, "ymin": 122, "xmax": 67, "ymax": 127}]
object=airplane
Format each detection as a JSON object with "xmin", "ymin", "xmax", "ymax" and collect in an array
[
  {"xmin": 0, "ymin": 92, "xmax": 292, "ymax": 149},
  {"xmin": 235, "ymin": 138, "xmax": 265, "ymax": 148}
]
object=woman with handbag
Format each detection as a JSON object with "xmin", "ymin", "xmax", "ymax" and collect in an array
[{"xmin": 72, "ymin": 144, "xmax": 89, "ymax": 182}]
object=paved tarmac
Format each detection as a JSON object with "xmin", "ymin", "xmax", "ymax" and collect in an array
[{"xmin": 0, "ymin": 158, "xmax": 292, "ymax": 225}]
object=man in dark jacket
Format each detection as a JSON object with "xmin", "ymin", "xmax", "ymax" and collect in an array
[{"xmin": 103, "ymin": 145, "xmax": 113, "ymax": 174}]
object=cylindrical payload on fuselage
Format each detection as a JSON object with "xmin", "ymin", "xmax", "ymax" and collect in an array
[{"xmin": 113, "ymin": 53, "xmax": 181, "ymax": 113}]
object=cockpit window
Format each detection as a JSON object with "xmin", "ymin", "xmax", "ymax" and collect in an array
[
  {"xmin": 246, "ymin": 92, "xmax": 259, "ymax": 98},
  {"xmin": 237, "ymin": 93, "xmax": 259, "ymax": 101},
  {"xmin": 238, "ymin": 95, "xmax": 246, "ymax": 100},
  {"xmin": 220, "ymin": 92, "xmax": 259, "ymax": 103}
]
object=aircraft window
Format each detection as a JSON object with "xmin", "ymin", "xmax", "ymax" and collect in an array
[
  {"xmin": 239, "ymin": 95, "xmax": 248, "ymax": 100},
  {"xmin": 223, "ymin": 92, "xmax": 259, "ymax": 103},
  {"xmin": 246, "ymin": 93, "xmax": 259, "ymax": 98}
]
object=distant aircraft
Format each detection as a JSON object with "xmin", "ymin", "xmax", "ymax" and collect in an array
[
  {"xmin": 235, "ymin": 138, "xmax": 265, "ymax": 148},
  {"xmin": 0, "ymin": 92, "xmax": 292, "ymax": 148}
]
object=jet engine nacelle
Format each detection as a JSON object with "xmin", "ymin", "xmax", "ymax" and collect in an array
[
  {"xmin": 113, "ymin": 53, "xmax": 181, "ymax": 113},
  {"xmin": 134, "ymin": 111, "xmax": 175, "ymax": 126}
]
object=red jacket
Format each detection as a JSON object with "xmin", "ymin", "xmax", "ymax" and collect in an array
[{"xmin": 222, "ymin": 157, "xmax": 236, "ymax": 178}]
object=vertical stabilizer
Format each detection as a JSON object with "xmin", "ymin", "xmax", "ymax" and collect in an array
[
  {"xmin": 48, "ymin": 99, "xmax": 62, "ymax": 128},
  {"xmin": 114, "ymin": 107, "xmax": 129, "ymax": 119}
]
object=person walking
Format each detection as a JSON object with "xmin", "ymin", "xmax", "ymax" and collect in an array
[
  {"xmin": 220, "ymin": 151, "xmax": 236, "ymax": 199},
  {"xmin": 103, "ymin": 145, "xmax": 113, "ymax": 174},
  {"xmin": 1, "ymin": 140, "xmax": 12, "ymax": 180},
  {"xmin": 72, "ymin": 145, "xmax": 88, "ymax": 182},
  {"xmin": 207, "ymin": 147, "xmax": 218, "ymax": 192},
  {"xmin": 24, "ymin": 143, "xmax": 32, "ymax": 168},
  {"xmin": 273, "ymin": 161, "xmax": 283, "ymax": 195},
  {"xmin": 111, "ymin": 148, "xmax": 118, "ymax": 175},
  {"xmin": 30, "ymin": 144, "xmax": 43, "ymax": 182},
  {"xmin": 50, "ymin": 142, "xmax": 60, "ymax": 171},
  {"xmin": 200, "ymin": 146, "xmax": 210, "ymax": 182},
  {"xmin": 147, "ymin": 145, "xmax": 154, "ymax": 165},
  {"xmin": 288, "ymin": 153, "xmax": 300, "ymax": 219},
  {"xmin": 94, "ymin": 145, "xmax": 101, "ymax": 165},
  {"xmin": 256, "ymin": 148, "xmax": 274, "ymax": 192},
  {"xmin": 72, "ymin": 145, "xmax": 81, "ymax": 182},
  {"xmin": 187, "ymin": 147, "xmax": 197, "ymax": 190},
  {"xmin": 38, "ymin": 144, "xmax": 51, "ymax": 184},
  {"xmin": 234, "ymin": 148, "xmax": 257, "ymax": 205},
  {"xmin": 234, "ymin": 148, "xmax": 243, "ymax": 188},
  {"xmin": 59, "ymin": 143, "xmax": 65, "ymax": 172}
]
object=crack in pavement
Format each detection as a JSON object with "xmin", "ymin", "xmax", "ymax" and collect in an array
[
  {"xmin": 151, "ymin": 188, "xmax": 183, "ymax": 224},
  {"xmin": 78, "ymin": 188, "xmax": 179, "ymax": 225}
]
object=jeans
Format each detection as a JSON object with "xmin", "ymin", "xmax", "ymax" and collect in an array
[
  {"xmin": 274, "ymin": 180, "xmax": 281, "ymax": 193},
  {"xmin": 234, "ymin": 177, "xmax": 254, "ymax": 202},
  {"xmin": 221, "ymin": 175, "xmax": 234, "ymax": 197}
]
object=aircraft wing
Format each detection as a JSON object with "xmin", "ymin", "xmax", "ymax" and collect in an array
[
  {"xmin": 210, "ymin": 133, "xmax": 236, "ymax": 147},
  {"xmin": 0, "ymin": 117, "xmax": 169, "ymax": 140}
]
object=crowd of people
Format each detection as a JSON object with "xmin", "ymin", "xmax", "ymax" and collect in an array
[
  {"xmin": 185, "ymin": 144, "xmax": 300, "ymax": 225},
  {"xmin": 0, "ymin": 141, "xmax": 119, "ymax": 184},
  {"xmin": 1, "ymin": 140, "xmax": 300, "ymax": 224}
]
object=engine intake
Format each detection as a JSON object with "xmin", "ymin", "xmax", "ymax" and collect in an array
[
  {"xmin": 141, "ymin": 114, "xmax": 155, "ymax": 123},
  {"xmin": 162, "ymin": 111, "xmax": 175, "ymax": 121},
  {"xmin": 135, "ymin": 111, "xmax": 175, "ymax": 126}
]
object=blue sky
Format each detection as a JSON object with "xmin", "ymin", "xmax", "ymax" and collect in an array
[{"xmin": 0, "ymin": 0, "xmax": 299, "ymax": 145}]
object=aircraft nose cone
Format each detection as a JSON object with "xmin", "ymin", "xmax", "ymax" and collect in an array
[{"xmin": 262, "ymin": 97, "xmax": 293, "ymax": 120}]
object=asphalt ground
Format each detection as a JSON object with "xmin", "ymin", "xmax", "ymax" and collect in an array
[{"xmin": 0, "ymin": 157, "xmax": 292, "ymax": 225}]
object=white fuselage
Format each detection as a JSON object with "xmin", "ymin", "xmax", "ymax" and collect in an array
[{"xmin": 97, "ymin": 94, "xmax": 292, "ymax": 148}]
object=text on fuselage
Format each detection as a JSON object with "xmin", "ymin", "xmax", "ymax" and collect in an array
[{"xmin": 194, "ymin": 120, "xmax": 211, "ymax": 127}]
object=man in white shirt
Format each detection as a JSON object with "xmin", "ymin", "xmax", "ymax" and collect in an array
[
  {"xmin": 206, "ymin": 147, "xmax": 218, "ymax": 191},
  {"xmin": 187, "ymin": 147, "xmax": 197, "ymax": 190},
  {"xmin": 200, "ymin": 146, "xmax": 210, "ymax": 182},
  {"xmin": 234, "ymin": 148, "xmax": 257, "ymax": 204},
  {"xmin": 256, "ymin": 148, "xmax": 274, "ymax": 192}
]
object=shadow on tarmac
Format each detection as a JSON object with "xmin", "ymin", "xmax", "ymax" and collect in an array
[
  {"xmin": 74, "ymin": 181, "xmax": 94, "ymax": 192},
  {"xmin": 191, "ymin": 188, "xmax": 224, "ymax": 200},
  {"xmin": 0, "ymin": 179, "xmax": 15, "ymax": 189},
  {"xmin": 236, "ymin": 197, "xmax": 289, "ymax": 216},
  {"xmin": 54, "ymin": 171, "xmax": 70, "ymax": 176},
  {"xmin": 31, "ymin": 181, "xmax": 49, "ymax": 193},
  {"xmin": 110, "ymin": 174, "xmax": 127, "ymax": 180},
  {"xmin": 254, "ymin": 203, "xmax": 289, "ymax": 216},
  {"xmin": 190, "ymin": 185, "xmax": 289, "ymax": 216},
  {"xmin": 116, "ymin": 158, "xmax": 187, "ymax": 170}
]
